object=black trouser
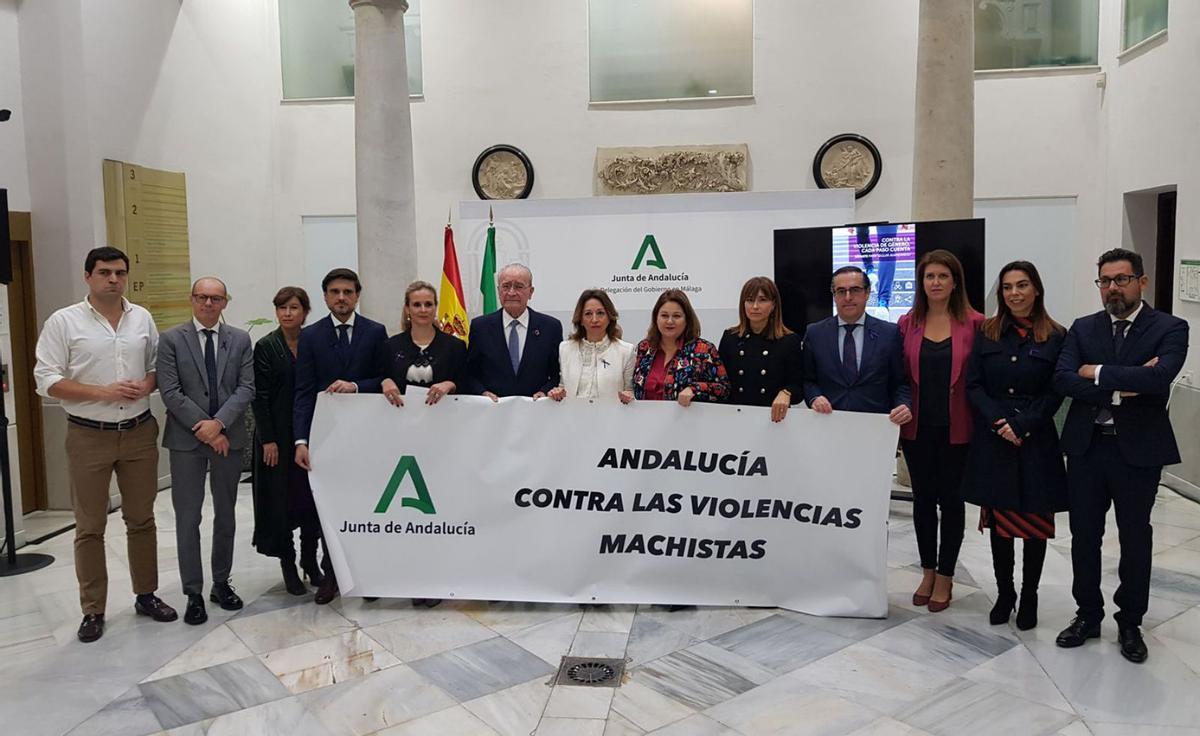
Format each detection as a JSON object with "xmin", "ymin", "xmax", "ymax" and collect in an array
[
  {"xmin": 902, "ymin": 426, "xmax": 968, "ymax": 577},
  {"xmin": 1068, "ymin": 432, "xmax": 1160, "ymax": 627},
  {"xmin": 284, "ymin": 509, "xmax": 325, "ymax": 570}
]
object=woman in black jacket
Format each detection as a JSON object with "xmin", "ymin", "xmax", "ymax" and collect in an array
[
  {"xmin": 251, "ymin": 286, "xmax": 324, "ymax": 595},
  {"xmin": 718, "ymin": 276, "xmax": 803, "ymax": 422},
  {"xmin": 963, "ymin": 261, "xmax": 1067, "ymax": 630}
]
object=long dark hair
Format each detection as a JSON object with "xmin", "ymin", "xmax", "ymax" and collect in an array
[
  {"xmin": 570, "ymin": 289, "xmax": 622, "ymax": 341},
  {"xmin": 910, "ymin": 249, "xmax": 975, "ymax": 324},
  {"xmin": 982, "ymin": 261, "xmax": 1063, "ymax": 343},
  {"xmin": 727, "ymin": 276, "xmax": 792, "ymax": 339},
  {"xmin": 646, "ymin": 289, "xmax": 701, "ymax": 345}
]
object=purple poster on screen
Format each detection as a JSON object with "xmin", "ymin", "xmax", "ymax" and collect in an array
[{"xmin": 832, "ymin": 223, "xmax": 917, "ymax": 323}]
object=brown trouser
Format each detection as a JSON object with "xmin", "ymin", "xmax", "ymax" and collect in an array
[{"xmin": 66, "ymin": 417, "xmax": 161, "ymax": 615}]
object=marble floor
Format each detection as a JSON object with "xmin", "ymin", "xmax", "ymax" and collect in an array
[{"xmin": 3, "ymin": 484, "xmax": 1200, "ymax": 736}]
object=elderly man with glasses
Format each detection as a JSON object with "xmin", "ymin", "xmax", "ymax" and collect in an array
[
  {"xmin": 464, "ymin": 263, "xmax": 563, "ymax": 399},
  {"xmin": 157, "ymin": 277, "xmax": 255, "ymax": 625}
]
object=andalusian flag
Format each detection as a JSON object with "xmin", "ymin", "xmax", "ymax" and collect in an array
[
  {"xmin": 438, "ymin": 224, "xmax": 470, "ymax": 342},
  {"xmin": 479, "ymin": 221, "xmax": 498, "ymax": 315}
]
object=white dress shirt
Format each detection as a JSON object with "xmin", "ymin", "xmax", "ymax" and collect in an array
[
  {"xmin": 836, "ymin": 314, "xmax": 868, "ymax": 370},
  {"xmin": 504, "ymin": 309, "xmax": 529, "ymax": 362},
  {"xmin": 193, "ymin": 317, "xmax": 221, "ymax": 357},
  {"xmin": 1094, "ymin": 301, "xmax": 1144, "ymax": 413},
  {"xmin": 34, "ymin": 297, "xmax": 159, "ymax": 421},
  {"xmin": 332, "ymin": 312, "xmax": 356, "ymax": 344}
]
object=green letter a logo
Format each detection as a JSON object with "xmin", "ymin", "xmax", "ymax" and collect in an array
[
  {"xmin": 374, "ymin": 456, "xmax": 436, "ymax": 514},
  {"xmin": 631, "ymin": 234, "xmax": 667, "ymax": 270}
]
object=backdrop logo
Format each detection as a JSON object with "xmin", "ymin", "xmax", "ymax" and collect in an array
[
  {"xmin": 631, "ymin": 234, "xmax": 667, "ymax": 270},
  {"xmin": 374, "ymin": 456, "xmax": 437, "ymax": 514}
]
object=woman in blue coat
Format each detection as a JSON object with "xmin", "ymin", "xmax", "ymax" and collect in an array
[{"xmin": 963, "ymin": 261, "xmax": 1067, "ymax": 631}]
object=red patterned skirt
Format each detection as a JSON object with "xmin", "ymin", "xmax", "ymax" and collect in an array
[{"xmin": 979, "ymin": 508, "xmax": 1055, "ymax": 540}]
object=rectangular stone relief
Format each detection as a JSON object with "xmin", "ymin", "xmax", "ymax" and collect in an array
[{"xmin": 594, "ymin": 144, "xmax": 749, "ymax": 196}]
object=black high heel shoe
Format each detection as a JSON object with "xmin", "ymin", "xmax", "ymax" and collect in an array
[
  {"xmin": 989, "ymin": 590, "xmax": 1016, "ymax": 625},
  {"xmin": 301, "ymin": 561, "xmax": 325, "ymax": 589},
  {"xmin": 1015, "ymin": 591, "xmax": 1038, "ymax": 631}
]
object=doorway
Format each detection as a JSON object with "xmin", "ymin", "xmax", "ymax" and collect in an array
[{"xmin": 6, "ymin": 211, "xmax": 48, "ymax": 513}]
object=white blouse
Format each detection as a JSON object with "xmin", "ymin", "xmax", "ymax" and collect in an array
[{"xmin": 558, "ymin": 337, "xmax": 635, "ymax": 400}]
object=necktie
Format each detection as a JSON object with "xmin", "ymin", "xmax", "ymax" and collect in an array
[
  {"xmin": 202, "ymin": 329, "xmax": 219, "ymax": 416},
  {"xmin": 843, "ymin": 323, "xmax": 859, "ymax": 383},
  {"xmin": 1113, "ymin": 319, "xmax": 1131, "ymax": 355},
  {"xmin": 335, "ymin": 323, "xmax": 350, "ymax": 362},
  {"xmin": 508, "ymin": 320, "xmax": 521, "ymax": 374}
]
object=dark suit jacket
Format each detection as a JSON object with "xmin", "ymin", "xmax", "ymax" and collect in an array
[
  {"xmin": 464, "ymin": 308, "xmax": 562, "ymax": 396},
  {"xmin": 1054, "ymin": 303, "xmax": 1189, "ymax": 467},
  {"xmin": 802, "ymin": 315, "xmax": 910, "ymax": 414},
  {"xmin": 157, "ymin": 321, "xmax": 255, "ymax": 451},
  {"xmin": 293, "ymin": 313, "xmax": 387, "ymax": 442}
]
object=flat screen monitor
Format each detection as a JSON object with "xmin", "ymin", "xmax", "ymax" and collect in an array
[{"xmin": 773, "ymin": 218, "xmax": 986, "ymax": 338}]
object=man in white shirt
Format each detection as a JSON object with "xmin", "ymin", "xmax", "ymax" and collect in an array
[
  {"xmin": 33, "ymin": 246, "xmax": 178, "ymax": 643},
  {"xmin": 156, "ymin": 277, "xmax": 255, "ymax": 625}
]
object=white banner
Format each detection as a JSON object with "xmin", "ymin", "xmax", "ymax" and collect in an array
[
  {"xmin": 308, "ymin": 389, "xmax": 896, "ymax": 617},
  {"xmin": 457, "ymin": 190, "xmax": 855, "ymax": 342}
]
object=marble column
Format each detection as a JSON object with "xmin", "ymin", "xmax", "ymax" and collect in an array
[
  {"xmin": 351, "ymin": 0, "xmax": 417, "ymax": 328},
  {"xmin": 911, "ymin": 0, "xmax": 975, "ymax": 220}
]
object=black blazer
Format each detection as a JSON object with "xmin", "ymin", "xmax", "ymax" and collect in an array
[
  {"xmin": 383, "ymin": 330, "xmax": 467, "ymax": 393},
  {"xmin": 718, "ymin": 330, "xmax": 803, "ymax": 407},
  {"xmin": 963, "ymin": 325, "xmax": 1068, "ymax": 513},
  {"xmin": 293, "ymin": 313, "xmax": 388, "ymax": 442},
  {"xmin": 464, "ymin": 308, "xmax": 563, "ymax": 396},
  {"xmin": 801, "ymin": 315, "xmax": 910, "ymax": 414},
  {"xmin": 1054, "ymin": 303, "xmax": 1189, "ymax": 467}
]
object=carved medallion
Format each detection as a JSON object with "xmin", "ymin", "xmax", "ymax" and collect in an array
[
  {"xmin": 812, "ymin": 134, "xmax": 882, "ymax": 199},
  {"xmin": 472, "ymin": 145, "xmax": 534, "ymax": 200},
  {"xmin": 594, "ymin": 144, "xmax": 749, "ymax": 196}
]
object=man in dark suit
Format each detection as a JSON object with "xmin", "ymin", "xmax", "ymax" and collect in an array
[
  {"xmin": 293, "ymin": 268, "xmax": 387, "ymax": 604},
  {"xmin": 157, "ymin": 277, "xmax": 255, "ymax": 625},
  {"xmin": 1053, "ymin": 248, "xmax": 1189, "ymax": 663},
  {"xmin": 803, "ymin": 266, "xmax": 911, "ymax": 424},
  {"xmin": 465, "ymin": 263, "xmax": 562, "ymax": 399}
]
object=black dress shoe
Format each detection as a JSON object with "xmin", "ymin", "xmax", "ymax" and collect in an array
[
  {"xmin": 134, "ymin": 594, "xmax": 179, "ymax": 622},
  {"xmin": 314, "ymin": 572, "xmax": 339, "ymax": 605},
  {"xmin": 210, "ymin": 582, "xmax": 244, "ymax": 611},
  {"xmin": 363, "ymin": 597, "xmax": 379, "ymax": 603},
  {"xmin": 77, "ymin": 614, "xmax": 105, "ymax": 643},
  {"xmin": 666, "ymin": 604, "xmax": 695, "ymax": 612},
  {"xmin": 184, "ymin": 594, "xmax": 208, "ymax": 625},
  {"xmin": 422, "ymin": 598, "xmax": 442, "ymax": 609},
  {"xmin": 1055, "ymin": 616, "xmax": 1101, "ymax": 648},
  {"xmin": 281, "ymin": 561, "xmax": 307, "ymax": 596},
  {"xmin": 1118, "ymin": 625, "xmax": 1148, "ymax": 663}
]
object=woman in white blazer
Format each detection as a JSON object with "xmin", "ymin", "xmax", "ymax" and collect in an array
[{"xmin": 549, "ymin": 289, "xmax": 635, "ymax": 403}]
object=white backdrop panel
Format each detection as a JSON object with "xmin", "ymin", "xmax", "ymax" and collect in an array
[{"xmin": 459, "ymin": 190, "xmax": 855, "ymax": 342}]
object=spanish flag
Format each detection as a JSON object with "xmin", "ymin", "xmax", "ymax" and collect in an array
[{"xmin": 438, "ymin": 224, "xmax": 470, "ymax": 343}]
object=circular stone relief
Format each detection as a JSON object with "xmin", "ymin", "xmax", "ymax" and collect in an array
[
  {"xmin": 472, "ymin": 144, "xmax": 534, "ymax": 200},
  {"xmin": 812, "ymin": 134, "xmax": 882, "ymax": 199}
]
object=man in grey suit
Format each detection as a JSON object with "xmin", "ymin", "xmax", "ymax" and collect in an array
[{"xmin": 157, "ymin": 277, "xmax": 255, "ymax": 625}]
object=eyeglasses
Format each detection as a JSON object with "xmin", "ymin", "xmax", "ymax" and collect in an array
[
  {"xmin": 191, "ymin": 294, "xmax": 228, "ymax": 305},
  {"xmin": 832, "ymin": 287, "xmax": 866, "ymax": 298},
  {"xmin": 499, "ymin": 282, "xmax": 530, "ymax": 293},
  {"xmin": 1094, "ymin": 274, "xmax": 1141, "ymax": 288}
]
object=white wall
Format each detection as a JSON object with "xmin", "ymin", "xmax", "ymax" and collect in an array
[
  {"xmin": 0, "ymin": 0, "xmax": 30, "ymax": 210},
  {"xmin": 9, "ymin": 0, "xmax": 1197, "ymax": 374}
]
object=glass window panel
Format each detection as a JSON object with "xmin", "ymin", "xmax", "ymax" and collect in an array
[
  {"xmin": 1124, "ymin": 0, "xmax": 1168, "ymax": 50},
  {"xmin": 975, "ymin": 0, "xmax": 1099, "ymax": 70},
  {"xmin": 280, "ymin": 0, "xmax": 422, "ymax": 100},
  {"xmin": 589, "ymin": 0, "xmax": 753, "ymax": 103}
]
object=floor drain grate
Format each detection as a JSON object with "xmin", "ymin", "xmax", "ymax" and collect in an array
[{"xmin": 554, "ymin": 656, "xmax": 625, "ymax": 688}]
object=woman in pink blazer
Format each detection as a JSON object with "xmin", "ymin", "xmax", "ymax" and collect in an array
[{"xmin": 898, "ymin": 249, "xmax": 984, "ymax": 612}]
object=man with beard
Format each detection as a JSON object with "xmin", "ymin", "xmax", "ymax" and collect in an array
[{"xmin": 1053, "ymin": 248, "xmax": 1189, "ymax": 663}]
